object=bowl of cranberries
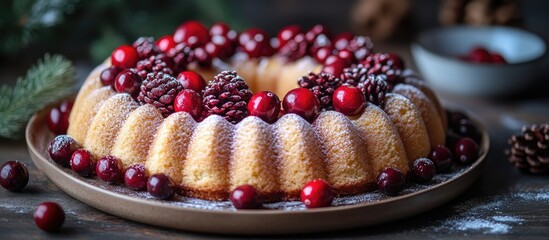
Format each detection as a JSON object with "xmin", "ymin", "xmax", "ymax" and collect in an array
[{"xmin": 412, "ymin": 26, "xmax": 546, "ymax": 96}]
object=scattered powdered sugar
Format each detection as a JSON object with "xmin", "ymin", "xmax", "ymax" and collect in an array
[{"xmin": 449, "ymin": 218, "xmax": 511, "ymax": 234}]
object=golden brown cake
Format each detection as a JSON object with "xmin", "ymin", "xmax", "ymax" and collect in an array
[{"xmin": 66, "ymin": 22, "xmax": 448, "ymax": 202}]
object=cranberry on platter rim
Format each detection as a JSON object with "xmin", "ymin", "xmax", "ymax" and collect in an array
[
  {"xmin": 230, "ymin": 185, "xmax": 262, "ymax": 209},
  {"xmin": 301, "ymin": 179, "xmax": 334, "ymax": 208}
]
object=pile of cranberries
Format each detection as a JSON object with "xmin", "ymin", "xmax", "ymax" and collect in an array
[{"xmin": 459, "ymin": 46, "xmax": 507, "ymax": 64}]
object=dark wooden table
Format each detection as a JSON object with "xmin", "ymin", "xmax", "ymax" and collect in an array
[{"xmin": 2, "ymin": 47, "xmax": 549, "ymax": 239}]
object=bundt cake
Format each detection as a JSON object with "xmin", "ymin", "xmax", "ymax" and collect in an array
[{"xmin": 64, "ymin": 21, "xmax": 449, "ymax": 202}]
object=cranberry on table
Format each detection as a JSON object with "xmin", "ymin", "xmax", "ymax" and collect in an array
[
  {"xmin": 156, "ymin": 35, "xmax": 176, "ymax": 53},
  {"xmin": 124, "ymin": 164, "xmax": 148, "ymax": 191},
  {"xmin": 230, "ymin": 185, "xmax": 261, "ymax": 209},
  {"xmin": 34, "ymin": 202, "xmax": 65, "ymax": 232},
  {"xmin": 114, "ymin": 69, "xmax": 142, "ymax": 97},
  {"xmin": 174, "ymin": 89, "xmax": 203, "ymax": 121},
  {"xmin": 332, "ymin": 85, "xmax": 366, "ymax": 116},
  {"xmin": 0, "ymin": 161, "xmax": 29, "ymax": 192},
  {"xmin": 95, "ymin": 155, "xmax": 124, "ymax": 184},
  {"xmin": 301, "ymin": 179, "xmax": 334, "ymax": 208},
  {"xmin": 411, "ymin": 158, "xmax": 436, "ymax": 184},
  {"xmin": 100, "ymin": 66, "xmax": 121, "ymax": 87},
  {"xmin": 283, "ymin": 88, "xmax": 321, "ymax": 123},
  {"xmin": 173, "ymin": 20, "xmax": 210, "ymax": 47},
  {"xmin": 376, "ymin": 167, "xmax": 406, "ymax": 196},
  {"xmin": 248, "ymin": 91, "xmax": 281, "ymax": 124},
  {"xmin": 70, "ymin": 149, "xmax": 95, "ymax": 177},
  {"xmin": 48, "ymin": 135, "xmax": 81, "ymax": 167},
  {"xmin": 454, "ymin": 137, "xmax": 479, "ymax": 165},
  {"xmin": 111, "ymin": 45, "xmax": 139, "ymax": 69},
  {"xmin": 429, "ymin": 145, "xmax": 454, "ymax": 173},
  {"xmin": 147, "ymin": 173, "xmax": 175, "ymax": 200}
]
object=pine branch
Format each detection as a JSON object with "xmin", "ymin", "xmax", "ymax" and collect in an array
[{"xmin": 0, "ymin": 54, "xmax": 75, "ymax": 139}]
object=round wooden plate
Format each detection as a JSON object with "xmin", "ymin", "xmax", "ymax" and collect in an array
[{"xmin": 26, "ymin": 109, "xmax": 489, "ymax": 235}]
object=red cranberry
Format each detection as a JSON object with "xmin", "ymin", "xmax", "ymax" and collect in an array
[
  {"xmin": 376, "ymin": 167, "xmax": 406, "ymax": 196},
  {"xmin": 176, "ymin": 71, "xmax": 207, "ymax": 92},
  {"xmin": 429, "ymin": 145, "xmax": 454, "ymax": 173},
  {"xmin": 411, "ymin": 158, "xmax": 436, "ymax": 183},
  {"xmin": 48, "ymin": 135, "xmax": 81, "ymax": 167},
  {"xmin": 230, "ymin": 185, "xmax": 261, "ymax": 209},
  {"xmin": 469, "ymin": 47, "xmax": 491, "ymax": 63},
  {"xmin": 95, "ymin": 155, "xmax": 123, "ymax": 184},
  {"xmin": 173, "ymin": 20, "xmax": 210, "ymax": 47},
  {"xmin": 322, "ymin": 55, "xmax": 347, "ymax": 76},
  {"xmin": 147, "ymin": 173, "xmax": 175, "ymax": 199},
  {"xmin": 333, "ymin": 32, "xmax": 354, "ymax": 50},
  {"xmin": 491, "ymin": 53, "xmax": 507, "ymax": 64},
  {"xmin": 206, "ymin": 36, "xmax": 235, "ymax": 60},
  {"xmin": 454, "ymin": 119, "xmax": 480, "ymax": 142},
  {"xmin": 332, "ymin": 85, "xmax": 366, "ymax": 116},
  {"xmin": 283, "ymin": 88, "xmax": 321, "ymax": 123},
  {"xmin": 100, "ymin": 66, "xmax": 121, "ymax": 87},
  {"xmin": 248, "ymin": 91, "xmax": 281, "ymax": 124},
  {"xmin": 210, "ymin": 22, "xmax": 231, "ymax": 36},
  {"xmin": 301, "ymin": 179, "xmax": 334, "ymax": 208},
  {"xmin": 156, "ymin": 35, "xmax": 176, "ymax": 53},
  {"xmin": 277, "ymin": 25, "xmax": 301, "ymax": 49},
  {"xmin": 454, "ymin": 137, "xmax": 479, "ymax": 165},
  {"xmin": 111, "ymin": 45, "xmax": 139, "ymax": 69},
  {"xmin": 337, "ymin": 49, "xmax": 356, "ymax": 65},
  {"xmin": 448, "ymin": 110, "xmax": 469, "ymax": 130},
  {"xmin": 305, "ymin": 24, "xmax": 332, "ymax": 44},
  {"xmin": 239, "ymin": 28, "xmax": 273, "ymax": 58},
  {"xmin": 47, "ymin": 107, "xmax": 68, "ymax": 135},
  {"xmin": 313, "ymin": 46, "xmax": 333, "ymax": 64},
  {"xmin": 124, "ymin": 164, "xmax": 148, "ymax": 191},
  {"xmin": 70, "ymin": 149, "xmax": 95, "ymax": 177},
  {"xmin": 0, "ymin": 161, "xmax": 29, "ymax": 192},
  {"xmin": 387, "ymin": 53, "xmax": 405, "ymax": 69},
  {"xmin": 58, "ymin": 100, "xmax": 73, "ymax": 116},
  {"xmin": 114, "ymin": 69, "xmax": 142, "ymax": 97},
  {"xmin": 34, "ymin": 202, "xmax": 65, "ymax": 232},
  {"xmin": 174, "ymin": 89, "xmax": 203, "ymax": 121},
  {"xmin": 193, "ymin": 47, "xmax": 212, "ymax": 67}
]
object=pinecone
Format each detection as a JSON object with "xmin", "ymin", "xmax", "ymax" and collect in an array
[
  {"xmin": 133, "ymin": 37, "xmax": 160, "ymax": 59},
  {"xmin": 346, "ymin": 36, "xmax": 374, "ymax": 61},
  {"xmin": 298, "ymin": 72, "xmax": 342, "ymax": 110},
  {"xmin": 505, "ymin": 123, "xmax": 549, "ymax": 174},
  {"xmin": 361, "ymin": 53, "xmax": 405, "ymax": 90},
  {"xmin": 137, "ymin": 72, "xmax": 183, "ymax": 117},
  {"xmin": 135, "ymin": 54, "xmax": 174, "ymax": 79},
  {"xmin": 358, "ymin": 74, "xmax": 388, "ymax": 107},
  {"xmin": 202, "ymin": 70, "xmax": 252, "ymax": 123},
  {"xmin": 340, "ymin": 65, "xmax": 369, "ymax": 86},
  {"xmin": 279, "ymin": 34, "xmax": 308, "ymax": 62},
  {"xmin": 167, "ymin": 43, "xmax": 196, "ymax": 73}
]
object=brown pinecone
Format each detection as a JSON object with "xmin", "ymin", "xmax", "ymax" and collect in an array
[
  {"xmin": 358, "ymin": 74, "xmax": 388, "ymax": 107},
  {"xmin": 279, "ymin": 34, "xmax": 308, "ymax": 62},
  {"xmin": 360, "ymin": 53, "xmax": 405, "ymax": 90},
  {"xmin": 202, "ymin": 70, "xmax": 252, "ymax": 124},
  {"xmin": 167, "ymin": 43, "xmax": 195, "ymax": 73},
  {"xmin": 505, "ymin": 123, "xmax": 549, "ymax": 174},
  {"xmin": 340, "ymin": 65, "xmax": 369, "ymax": 86},
  {"xmin": 136, "ymin": 54, "xmax": 174, "ymax": 79},
  {"xmin": 298, "ymin": 72, "xmax": 342, "ymax": 110},
  {"xmin": 137, "ymin": 72, "xmax": 183, "ymax": 117},
  {"xmin": 133, "ymin": 37, "xmax": 160, "ymax": 59}
]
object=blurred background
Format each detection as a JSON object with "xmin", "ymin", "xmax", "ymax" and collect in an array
[{"xmin": 1, "ymin": 0, "xmax": 548, "ymax": 95}]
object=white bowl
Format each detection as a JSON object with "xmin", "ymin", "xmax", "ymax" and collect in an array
[{"xmin": 411, "ymin": 26, "xmax": 546, "ymax": 96}]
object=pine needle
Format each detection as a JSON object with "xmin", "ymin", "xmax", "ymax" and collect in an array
[{"xmin": 0, "ymin": 54, "xmax": 75, "ymax": 139}]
